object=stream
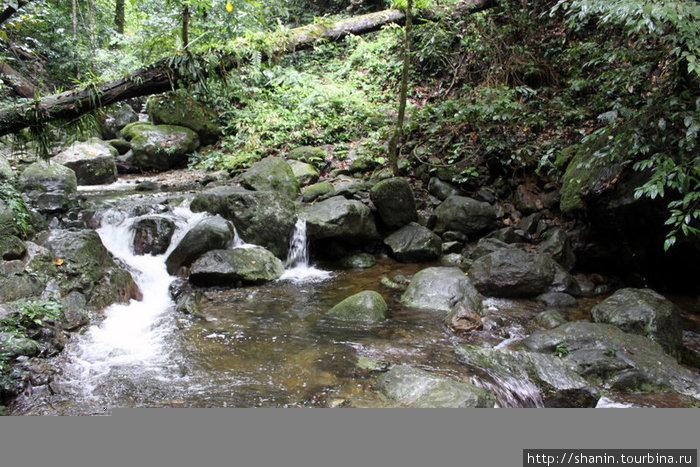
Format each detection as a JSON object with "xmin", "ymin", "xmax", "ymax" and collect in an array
[{"xmin": 8, "ymin": 181, "xmax": 700, "ymax": 413}]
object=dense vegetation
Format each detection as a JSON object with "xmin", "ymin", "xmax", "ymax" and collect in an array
[{"xmin": 1, "ymin": 0, "xmax": 698, "ymax": 247}]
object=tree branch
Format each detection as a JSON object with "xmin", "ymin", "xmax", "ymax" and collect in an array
[{"xmin": 0, "ymin": 0, "xmax": 31, "ymax": 26}]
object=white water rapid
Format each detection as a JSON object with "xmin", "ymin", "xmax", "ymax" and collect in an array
[
  {"xmin": 279, "ymin": 218, "xmax": 332, "ymax": 283},
  {"xmin": 64, "ymin": 204, "xmax": 207, "ymax": 399}
]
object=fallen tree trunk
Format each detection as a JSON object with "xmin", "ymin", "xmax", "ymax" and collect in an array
[
  {"xmin": 0, "ymin": 0, "xmax": 496, "ymax": 137},
  {"xmin": 0, "ymin": 62, "xmax": 38, "ymax": 97}
]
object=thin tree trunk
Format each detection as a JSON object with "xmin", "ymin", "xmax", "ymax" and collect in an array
[
  {"xmin": 388, "ymin": 0, "xmax": 413, "ymax": 176},
  {"xmin": 115, "ymin": 0, "xmax": 125, "ymax": 34},
  {"xmin": 72, "ymin": 0, "xmax": 78, "ymax": 42},
  {"xmin": 88, "ymin": 0, "xmax": 96, "ymax": 50},
  {"xmin": 0, "ymin": 0, "xmax": 498, "ymax": 137},
  {"xmin": 182, "ymin": 5, "xmax": 190, "ymax": 50}
]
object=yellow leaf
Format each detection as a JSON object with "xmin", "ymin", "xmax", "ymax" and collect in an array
[
  {"xmin": 54, "ymin": 259, "xmax": 64, "ymax": 266},
  {"xmin": 250, "ymin": 260, "xmax": 256, "ymax": 264},
  {"xmin": 226, "ymin": 1, "xmax": 233, "ymax": 12}
]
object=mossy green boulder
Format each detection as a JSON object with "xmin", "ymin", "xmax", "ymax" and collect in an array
[
  {"xmin": 147, "ymin": 91, "xmax": 220, "ymax": 144},
  {"xmin": 326, "ymin": 290, "xmax": 387, "ymax": 323},
  {"xmin": 53, "ymin": 138, "xmax": 118, "ymax": 185},
  {"xmin": 121, "ymin": 122, "xmax": 199, "ymax": 171},
  {"xmin": 240, "ymin": 156, "xmax": 300, "ymax": 200}
]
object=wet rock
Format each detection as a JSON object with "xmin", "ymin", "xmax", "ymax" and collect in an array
[
  {"xmin": 189, "ymin": 247, "xmax": 284, "ymax": 285},
  {"xmin": 121, "ymin": 122, "xmax": 199, "ymax": 171},
  {"xmin": 0, "ymin": 235, "xmax": 26, "ymax": 260},
  {"xmin": 518, "ymin": 212, "xmax": 543, "ymax": 236},
  {"xmin": 169, "ymin": 278, "xmax": 203, "ymax": 315},
  {"xmin": 536, "ymin": 292, "xmax": 578, "ymax": 309},
  {"xmin": 376, "ymin": 365, "xmax": 495, "ymax": 408},
  {"xmin": 165, "ymin": 215, "xmax": 234, "ymax": 274},
  {"xmin": 53, "ymin": 139, "xmax": 118, "ymax": 185},
  {"xmin": 444, "ymin": 302, "xmax": 483, "ymax": 333},
  {"xmin": 301, "ymin": 182, "xmax": 334, "ymax": 203},
  {"xmin": 560, "ymin": 146, "xmax": 625, "ymax": 215},
  {"xmin": 522, "ymin": 322, "xmax": 700, "ymax": 400},
  {"xmin": 325, "ymin": 290, "xmax": 387, "ymax": 324},
  {"xmin": 428, "ymin": 177, "xmax": 461, "ymax": 201},
  {"xmin": 440, "ymin": 253, "xmax": 471, "ymax": 268},
  {"xmin": 596, "ymin": 392, "xmax": 700, "ymax": 408},
  {"xmin": 484, "ymin": 227, "xmax": 526, "ymax": 244},
  {"xmin": 146, "ymin": 91, "xmax": 220, "ymax": 145},
  {"xmin": 550, "ymin": 264, "xmax": 582, "ymax": 296},
  {"xmin": 384, "ymin": 222, "xmax": 441, "ymax": 262},
  {"xmin": 401, "ymin": 267, "xmax": 482, "ymax": 315},
  {"xmin": 337, "ymin": 252, "xmax": 376, "ymax": 269},
  {"xmin": 288, "ymin": 160, "xmax": 320, "ymax": 186},
  {"xmin": 332, "ymin": 179, "xmax": 374, "ymax": 200},
  {"xmin": 469, "ymin": 237, "xmax": 516, "ymax": 260},
  {"xmin": 433, "ymin": 195, "xmax": 498, "ymax": 237},
  {"xmin": 538, "ymin": 227, "xmax": 576, "ymax": 271},
  {"xmin": 58, "ymin": 290, "xmax": 89, "ymax": 330},
  {"xmin": 102, "ymin": 102, "xmax": 138, "ymax": 139},
  {"xmin": 0, "ymin": 154, "xmax": 14, "ymax": 180},
  {"xmin": 534, "ymin": 310, "xmax": 568, "ymax": 329},
  {"xmin": 107, "ymin": 139, "xmax": 131, "ymax": 155},
  {"xmin": 590, "ymin": 288, "xmax": 682, "ymax": 357},
  {"xmin": 240, "ymin": 156, "xmax": 300, "ymax": 200},
  {"xmin": 0, "ymin": 332, "xmax": 41, "ymax": 358},
  {"xmin": 37, "ymin": 229, "xmax": 140, "ymax": 307},
  {"xmin": 19, "ymin": 160, "xmax": 77, "ymax": 194},
  {"xmin": 131, "ymin": 216, "xmax": 176, "ymax": 256},
  {"xmin": 135, "ymin": 181, "xmax": 161, "ymax": 192},
  {"xmin": 441, "ymin": 241, "xmax": 463, "ymax": 254},
  {"xmin": 191, "ymin": 187, "xmax": 296, "ymax": 258},
  {"xmin": 0, "ymin": 274, "xmax": 45, "ymax": 302},
  {"xmin": 300, "ymin": 196, "xmax": 378, "ymax": 244},
  {"xmin": 369, "ymin": 177, "xmax": 417, "ymax": 229},
  {"xmin": 455, "ymin": 345, "xmax": 598, "ymax": 407},
  {"xmin": 470, "ymin": 249, "xmax": 557, "ymax": 298}
]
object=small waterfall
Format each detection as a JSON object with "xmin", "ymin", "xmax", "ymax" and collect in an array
[
  {"xmin": 63, "ymin": 203, "xmax": 207, "ymax": 398},
  {"xmin": 279, "ymin": 218, "xmax": 332, "ymax": 283}
]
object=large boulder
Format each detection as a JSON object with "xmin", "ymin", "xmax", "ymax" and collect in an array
[
  {"xmin": 53, "ymin": 139, "xmax": 118, "ymax": 185},
  {"xmin": 538, "ymin": 227, "xmax": 576, "ymax": 271},
  {"xmin": 189, "ymin": 247, "xmax": 284, "ymax": 285},
  {"xmin": 19, "ymin": 161, "xmax": 77, "ymax": 194},
  {"xmin": 131, "ymin": 216, "xmax": 176, "ymax": 256},
  {"xmin": 591, "ymin": 288, "xmax": 682, "ymax": 357},
  {"xmin": 190, "ymin": 186, "xmax": 296, "ymax": 258},
  {"xmin": 0, "ymin": 154, "xmax": 14, "ymax": 180},
  {"xmin": 469, "ymin": 249, "xmax": 557, "ymax": 298},
  {"xmin": 455, "ymin": 345, "xmax": 598, "ymax": 407},
  {"xmin": 300, "ymin": 196, "xmax": 378, "ymax": 243},
  {"xmin": 301, "ymin": 181, "xmax": 334, "ymax": 203},
  {"xmin": 36, "ymin": 229, "xmax": 139, "ymax": 307},
  {"xmin": 400, "ymin": 267, "xmax": 482, "ymax": 315},
  {"xmin": 147, "ymin": 91, "xmax": 220, "ymax": 145},
  {"xmin": 369, "ymin": 177, "xmax": 417, "ymax": 229},
  {"xmin": 288, "ymin": 160, "xmax": 320, "ymax": 186},
  {"xmin": 522, "ymin": 322, "xmax": 700, "ymax": 400},
  {"xmin": 120, "ymin": 122, "xmax": 199, "ymax": 171},
  {"xmin": 240, "ymin": 156, "xmax": 300, "ymax": 200},
  {"xmin": 428, "ymin": 177, "xmax": 461, "ymax": 201},
  {"xmin": 383, "ymin": 222, "xmax": 441, "ymax": 262},
  {"xmin": 165, "ymin": 215, "xmax": 234, "ymax": 274},
  {"xmin": 433, "ymin": 195, "xmax": 498, "ymax": 237},
  {"xmin": 376, "ymin": 365, "xmax": 495, "ymax": 408},
  {"xmin": 325, "ymin": 290, "xmax": 387, "ymax": 324},
  {"xmin": 103, "ymin": 102, "xmax": 138, "ymax": 140}
]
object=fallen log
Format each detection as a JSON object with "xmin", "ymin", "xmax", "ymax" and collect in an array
[{"xmin": 0, "ymin": 0, "xmax": 496, "ymax": 137}]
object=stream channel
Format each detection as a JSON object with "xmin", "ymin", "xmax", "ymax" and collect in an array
[{"xmin": 8, "ymin": 178, "xmax": 700, "ymax": 413}]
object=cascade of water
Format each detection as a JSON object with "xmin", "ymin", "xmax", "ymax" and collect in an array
[
  {"xmin": 64, "ymin": 203, "xmax": 207, "ymax": 398},
  {"xmin": 279, "ymin": 218, "xmax": 332, "ymax": 283}
]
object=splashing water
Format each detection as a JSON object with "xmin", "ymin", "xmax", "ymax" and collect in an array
[
  {"xmin": 62, "ymin": 203, "xmax": 207, "ymax": 399},
  {"xmin": 279, "ymin": 218, "xmax": 332, "ymax": 283}
]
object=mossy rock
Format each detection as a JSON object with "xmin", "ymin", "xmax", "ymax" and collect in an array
[
  {"xmin": 240, "ymin": 156, "xmax": 300, "ymax": 200},
  {"xmin": 19, "ymin": 161, "xmax": 77, "ymax": 194},
  {"xmin": 0, "ymin": 155, "xmax": 14, "ymax": 181},
  {"xmin": 288, "ymin": 160, "xmax": 320, "ymax": 186},
  {"xmin": 559, "ymin": 144, "xmax": 625, "ymax": 215},
  {"xmin": 337, "ymin": 252, "xmax": 376, "ymax": 269},
  {"xmin": 326, "ymin": 290, "xmax": 387, "ymax": 323},
  {"xmin": 0, "ymin": 234, "xmax": 26, "ymax": 260},
  {"xmin": 301, "ymin": 181, "xmax": 334, "ymax": 202},
  {"xmin": 121, "ymin": 122, "xmax": 200, "ymax": 171},
  {"xmin": 147, "ymin": 91, "xmax": 220, "ymax": 144},
  {"xmin": 287, "ymin": 146, "xmax": 327, "ymax": 167},
  {"xmin": 53, "ymin": 138, "xmax": 118, "ymax": 185}
]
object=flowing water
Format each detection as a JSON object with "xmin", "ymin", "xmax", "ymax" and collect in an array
[{"xmin": 12, "ymin": 187, "xmax": 695, "ymax": 412}]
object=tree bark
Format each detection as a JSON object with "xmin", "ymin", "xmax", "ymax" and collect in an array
[
  {"xmin": 0, "ymin": 0, "xmax": 31, "ymax": 26},
  {"xmin": 115, "ymin": 0, "xmax": 125, "ymax": 34},
  {"xmin": 182, "ymin": 5, "xmax": 190, "ymax": 49},
  {"xmin": 0, "ymin": 62, "xmax": 37, "ymax": 97},
  {"xmin": 388, "ymin": 0, "xmax": 413, "ymax": 176},
  {"xmin": 0, "ymin": 0, "xmax": 497, "ymax": 137}
]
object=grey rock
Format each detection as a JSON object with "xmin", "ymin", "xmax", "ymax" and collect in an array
[
  {"xmin": 325, "ymin": 290, "xmax": 387, "ymax": 324},
  {"xmin": 401, "ymin": 267, "xmax": 482, "ymax": 315},
  {"xmin": 189, "ymin": 247, "xmax": 284, "ymax": 285},
  {"xmin": 433, "ymin": 195, "xmax": 498, "ymax": 237},
  {"xmin": 369, "ymin": 177, "xmax": 417, "ymax": 229},
  {"xmin": 469, "ymin": 249, "xmax": 557, "ymax": 298},
  {"xmin": 131, "ymin": 216, "xmax": 176, "ymax": 256},
  {"xmin": 165, "ymin": 215, "xmax": 234, "ymax": 274},
  {"xmin": 240, "ymin": 156, "xmax": 300, "ymax": 200},
  {"xmin": 384, "ymin": 222, "xmax": 441, "ymax": 262}
]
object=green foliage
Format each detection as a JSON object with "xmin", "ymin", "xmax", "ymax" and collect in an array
[
  {"xmin": 554, "ymin": 342, "xmax": 570, "ymax": 358},
  {"xmin": 0, "ymin": 181, "xmax": 32, "ymax": 238}
]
